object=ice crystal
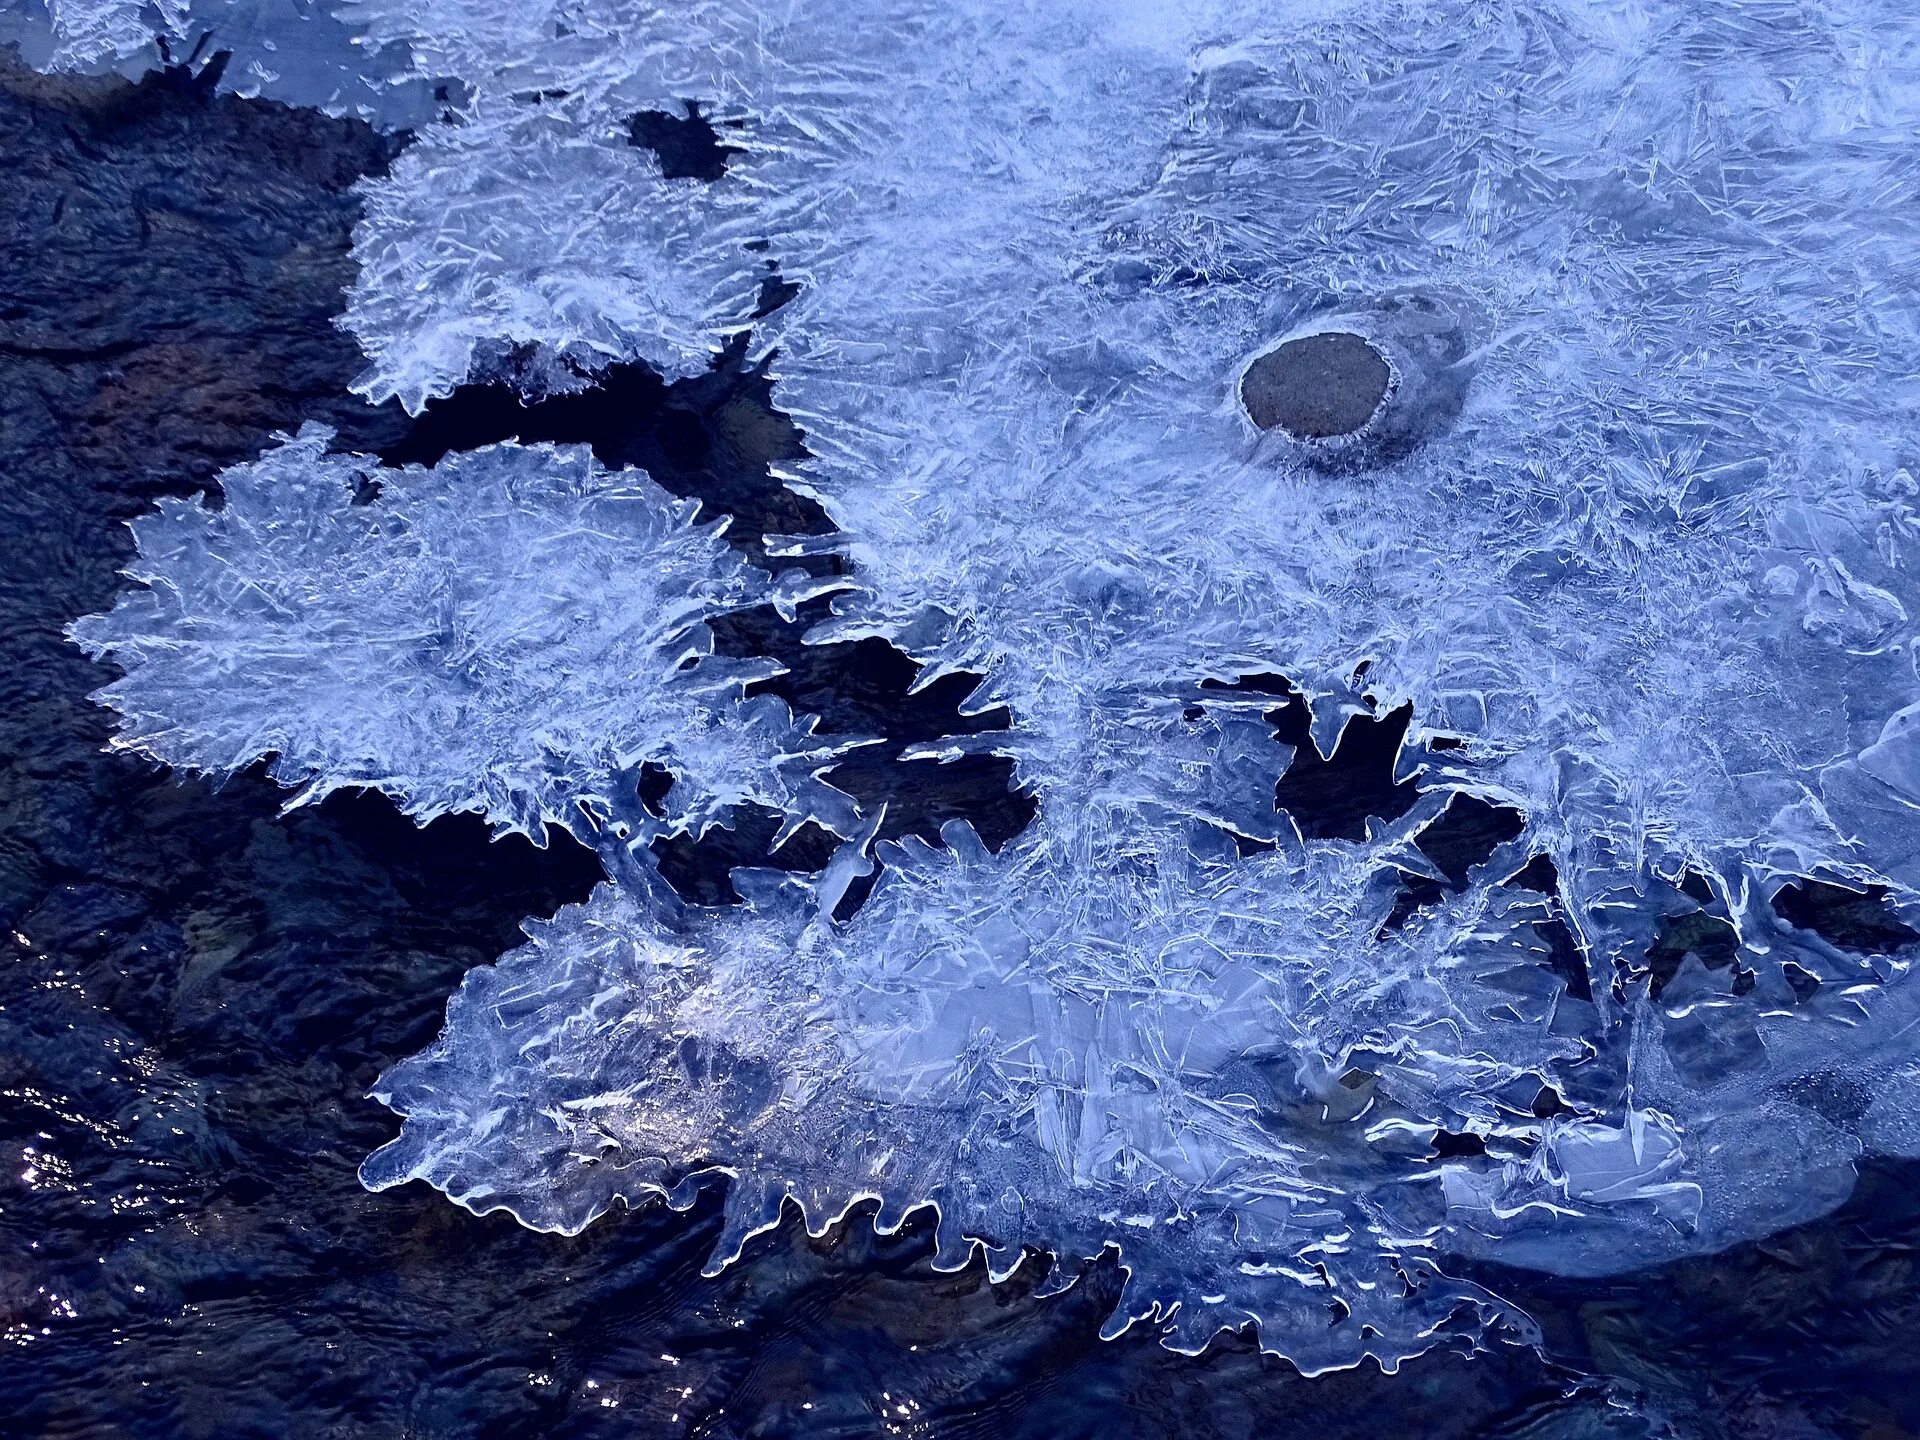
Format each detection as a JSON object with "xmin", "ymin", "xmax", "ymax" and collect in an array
[
  {"xmin": 0, "ymin": 0, "xmax": 415, "ymax": 120},
  {"xmin": 11, "ymin": 0, "xmax": 190, "ymax": 71},
  {"xmin": 54, "ymin": 0, "xmax": 1920, "ymax": 1370},
  {"xmin": 71, "ymin": 428, "xmax": 824, "ymax": 843},
  {"xmin": 342, "ymin": 103, "xmax": 743, "ymax": 411}
]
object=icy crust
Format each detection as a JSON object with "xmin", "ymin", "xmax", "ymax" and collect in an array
[
  {"xmin": 51, "ymin": 0, "xmax": 1920, "ymax": 1368},
  {"xmin": 760, "ymin": 0, "xmax": 1920, "ymax": 821},
  {"xmin": 743, "ymin": 0, "xmax": 1920, "ymax": 1298},
  {"xmin": 364, "ymin": 669, "xmax": 1920, "ymax": 1365},
  {"xmin": 362, "ymin": 0, "xmax": 1920, "ymax": 1348},
  {"xmin": 0, "ymin": 0, "xmax": 438, "ymax": 125},
  {"xmin": 342, "ymin": 104, "xmax": 747, "ymax": 411},
  {"xmin": 323, "ymin": 0, "xmax": 931, "ymax": 410},
  {"xmin": 70, "ymin": 428, "xmax": 816, "ymax": 843},
  {"xmin": 4, "ymin": 0, "xmax": 190, "ymax": 72},
  {"xmin": 362, "ymin": 869, "xmax": 1533, "ymax": 1375}
]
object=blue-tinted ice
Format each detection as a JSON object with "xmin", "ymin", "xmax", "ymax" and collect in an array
[{"xmin": 48, "ymin": 0, "xmax": 1920, "ymax": 1371}]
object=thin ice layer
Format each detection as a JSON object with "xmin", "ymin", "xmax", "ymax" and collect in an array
[
  {"xmin": 362, "ymin": 865, "xmax": 1534, "ymax": 1376},
  {"xmin": 342, "ymin": 103, "xmax": 745, "ymax": 411},
  {"xmin": 49, "ymin": 0, "xmax": 1920, "ymax": 1370},
  {"xmin": 364, "ymin": 669, "xmax": 1920, "ymax": 1367},
  {"xmin": 4, "ymin": 0, "xmax": 190, "ymax": 72},
  {"xmin": 71, "ymin": 428, "xmax": 813, "ymax": 842},
  {"xmin": 0, "ymin": 0, "xmax": 436, "ymax": 125},
  {"xmin": 307, "ymin": 0, "xmax": 1920, "ymax": 885}
]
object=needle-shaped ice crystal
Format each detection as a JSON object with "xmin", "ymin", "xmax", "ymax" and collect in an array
[{"xmin": 72, "ymin": 427, "xmax": 809, "ymax": 843}]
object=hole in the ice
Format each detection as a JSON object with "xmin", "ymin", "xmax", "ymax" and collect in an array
[
  {"xmin": 830, "ymin": 865, "xmax": 881, "ymax": 923},
  {"xmin": 1194, "ymin": 672, "xmax": 1421, "ymax": 842},
  {"xmin": 626, "ymin": 100, "xmax": 742, "ymax": 182},
  {"xmin": 752, "ymin": 262, "xmax": 802, "ymax": 320},
  {"xmin": 1530, "ymin": 1084, "xmax": 1574, "ymax": 1118},
  {"xmin": 652, "ymin": 807, "xmax": 842, "ymax": 905},
  {"xmin": 1678, "ymin": 868, "xmax": 1716, "ymax": 906},
  {"xmin": 709, "ymin": 607, "xmax": 1011, "ymax": 744},
  {"xmin": 1429, "ymin": 1129, "xmax": 1487, "ymax": 1159},
  {"xmin": 1504, "ymin": 853, "xmax": 1559, "ymax": 895},
  {"xmin": 1378, "ymin": 874, "xmax": 1447, "ymax": 935},
  {"xmin": 1274, "ymin": 701, "xmax": 1418, "ymax": 842},
  {"xmin": 1771, "ymin": 877, "xmax": 1920, "ymax": 955},
  {"xmin": 1498, "ymin": 856, "xmax": 1592, "ymax": 1000},
  {"xmin": 1195, "ymin": 676, "xmax": 1592, "ymax": 998},
  {"xmin": 700, "ymin": 598, "xmax": 1034, "ymax": 897},
  {"xmin": 636, "ymin": 761, "xmax": 676, "ymax": 819},
  {"xmin": 1376, "ymin": 793, "xmax": 1527, "ymax": 933},
  {"xmin": 1240, "ymin": 331, "xmax": 1391, "ymax": 440},
  {"xmin": 1528, "ymin": 914, "xmax": 1592, "ymax": 1002},
  {"xmin": 648, "ymin": 748, "xmax": 1036, "ymax": 912},
  {"xmin": 1644, "ymin": 908, "xmax": 1745, "ymax": 999},
  {"xmin": 1408, "ymin": 793, "xmax": 1526, "ymax": 888},
  {"xmin": 1781, "ymin": 961, "xmax": 1823, "ymax": 1002},
  {"xmin": 823, "ymin": 749, "xmax": 1034, "ymax": 852}
]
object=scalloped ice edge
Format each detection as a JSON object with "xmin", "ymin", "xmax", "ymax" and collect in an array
[
  {"xmin": 339, "ymin": 100, "xmax": 838, "ymax": 417},
  {"xmin": 356, "ymin": 1144, "xmax": 1533, "ymax": 1375},
  {"xmin": 354, "ymin": 842, "xmax": 1533, "ymax": 1376},
  {"xmin": 64, "ymin": 429, "xmax": 869, "ymax": 854}
]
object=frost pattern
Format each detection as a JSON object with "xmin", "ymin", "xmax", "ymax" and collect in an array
[
  {"xmin": 365, "ymin": 871, "xmax": 1544, "ymax": 1375},
  {"xmin": 342, "ymin": 103, "xmax": 745, "ymax": 411},
  {"xmin": 16, "ymin": 0, "xmax": 190, "ymax": 71},
  {"xmin": 72, "ymin": 428, "xmax": 820, "ymax": 842},
  {"xmin": 60, "ymin": 0, "xmax": 1920, "ymax": 1371}
]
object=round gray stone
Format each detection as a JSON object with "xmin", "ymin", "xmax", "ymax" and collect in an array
[{"xmin": 1240, "ymin": 331, "xmax": 1391, "ymax": 439}]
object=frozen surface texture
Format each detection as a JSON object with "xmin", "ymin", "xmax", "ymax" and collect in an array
[
  {"xmin": 342, "ymin": 104, "xmax": 744, "ymax": 410},
  {"xmin": 72, "ymin": 428, "xmax": 820, "ymax": 843},
  {"xmin": 54, "ymin": 0, "xmax": 1920, "ymax": 1370},
  {"xmin": 55, "ymin": 0, "xmax": 183, "ymax": 67},
  {"xmin": 0, "ymin": 1, "xmax": 431, "ymax": 123}
]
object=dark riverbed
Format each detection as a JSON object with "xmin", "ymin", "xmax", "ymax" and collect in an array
[{"xmin": 3, "ymin": 53, "xmax": 1920, "ymax": 1440}]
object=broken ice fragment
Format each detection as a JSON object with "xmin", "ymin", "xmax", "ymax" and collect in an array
[{"xmin": 1548, "ymin": 1114, "xmax": 1699, "ymax": 1219}]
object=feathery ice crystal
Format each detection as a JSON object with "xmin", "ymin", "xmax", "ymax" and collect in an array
[{"xmin": 50, "ymin": 0, "xmax": 1920, "ymax": 1369}]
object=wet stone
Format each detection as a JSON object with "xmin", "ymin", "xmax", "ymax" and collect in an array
[{"xmin": 1241, "ymin": 332, "xmax": 1391, "ymax": 440}]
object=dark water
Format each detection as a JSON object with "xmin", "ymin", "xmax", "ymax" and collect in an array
[{"xmin": 4, "ymin": 53, "xmax": 1920, "ymax": 1440}]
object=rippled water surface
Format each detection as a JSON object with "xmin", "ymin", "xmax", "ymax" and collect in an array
[{"xmin": 4, "ymin": 53, "xmax": 1920, "ymax": 1439}]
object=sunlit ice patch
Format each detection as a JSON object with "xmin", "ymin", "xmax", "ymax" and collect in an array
[{"xmin": 57, "ymin": 0, "xmax": 1920, "ymax": 1373}]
